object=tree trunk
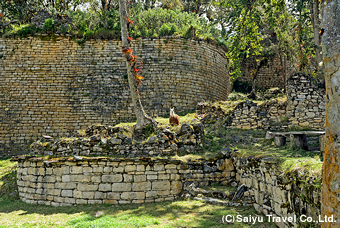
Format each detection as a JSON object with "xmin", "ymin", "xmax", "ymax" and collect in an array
[
  {"xmin": 310, "ymin": 0, "xmax": 323, "ymax": 72},
  {"xmin": 118, "ymin": 0, "xmax": 155, "ymax": 134},
  {"xmin": 321, "ymin": 1, "xmax": 340, "ymax": 227}
]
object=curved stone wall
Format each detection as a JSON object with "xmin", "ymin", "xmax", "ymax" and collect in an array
[
  {"xmin": 14, "ymin": 156, "xmax": 235, "ymax": 206},
  {"xmin": 0, "ymin": 36, "xmax": 229, "ymax": 156}
]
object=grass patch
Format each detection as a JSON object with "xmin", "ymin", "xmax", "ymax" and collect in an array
[
  {"xmin": 0, "ymin": 197, "xmax": 275, "ymax": 228},
  {"xmin": 0, "ymin": 158, "xmax": 18, "ymax": 200}
]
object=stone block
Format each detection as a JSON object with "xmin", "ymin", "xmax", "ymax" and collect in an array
[
  {"xmin": 70, "ymin": 166, "xmax": 83, "ymax": 174},
  {"xmin": 113, "ymin": 167, "xmax": 124, "ymax": 172},
  {"xmin": 170, "ymin": 174, "xmax": 181, "ymax": 180},
  {"xmin": 83, "ymin": 167, "xmax": 92, "ymax": 173},
  {"xmin": 103, "ymin": 199, "xmax": 118, "ymax": 204},
  {"xmin": 64, "ymin": 198, "xmax": 76, "ymax": 204},
  {"xmin": 171, "ymin": 181, "xmax": 182, "ymax": 194},
  {"xmin": 61, "ymin": 166, "xmax": 70, "ymax": 174},
  {"xmin": 132, "ymin": 200, "xmax": 145, "ymax": 204},
  {"xmin": 82, "ymin": 192, "xmax": 95, "ymax": 199},
  {"xmin": 93, "ymin": 167, "xmax": 104, "ymax": 173},
  {"xmin": 134, "ymin": 175, "xmax": 146, "ymax": 183},
  {"xmin": 47, "ymin": 189, "xmax": 61, "ymax": 196},
  {"xmin": 98, "ymin": 183, "xmax": 112, "ymax": 192},
  {"xmin": 55, "ymin": 182, "xmax": 76, "ymax": 189},
  {"xmin": 147, "ymin": 174, "xmax": 157, "ymax": 180},
  {"xmin": 76, "ymin": 199, "xmax": 88, "ymax": 204},
  {"xmin": 61, "ymin": 190, "xmax": 73, "ymax": 197},
  {"xmin": 73, "ymin": 190, "xmax": 82, "ymax": 198},
  {"xmin": 91, "ymin": 176, "xmax": 101, "ymax": 183},
  {"xmin": 107, "ymin": 192, "xmax": 121, "ymax": 200},
  {"xmin": 94, "ymin": 192, "xmax": 107, "ymax": 199},
  {"xmin": 136, "ymin": 165, "xmax": 145, "ymax": 172},
  {"xmin": 152, "ymin": 181, "xmax": 170, "ymax": 191},
  {"xmin": 102, "ymin": 174, "xmax": 123, "ymax": 183},
  {"xmin": 78, "ymin": 183, "xmax": 98, "ymax": 191},
  {"xmin": 88, "ymin": 200, "xmax": 103, "ymax": 204},
  {"xmin": 125, "ymin": 165, "xmax": 136, "ymax": 172},
  {"xmin": 73, "ymin": 175, "xmax": 91, "ymax": 182},
  {"xmin": 123, "ymin": 174, "xmax": 133, "ymax": 183},
  {"xmin": 103, "ymin": 167, "xmax": 112, "ymax": 173},
  {"xmin": 121, "ymin": 192, "xmax": 145, "ymax": 200},
  {"xmin": 158, "ymin": 174, "xmax": 170, "ymax": 179},
  {"xmin": 62, "ymin": 175, "xmax": 70, "ymax": 182},
  {"xmin": 54, "ymin": 196, "xmax": 65, "ymax": 203},
  {"xmin": 43, "ymin": 176, "xmax": 56, "ymax": 183},
  {"xmin": 154, "ymin": 164, "xmax": 164, "ymax": 171},
  {"xmin": 165, "ymin": 164, "xmax": 177, "ymax": 169},
  {"xmin": 112, "ymin": 183, "xmax": 131, "ymax": 191},
  {"xmin": 132, "ymin": 182, "xmax": 151, "ymax": 191}
]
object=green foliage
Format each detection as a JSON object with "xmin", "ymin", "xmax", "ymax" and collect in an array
[
  {"xmin": 5, "ymin": 24, "xmax": 41, "ymax": 38},
  {"xmin": 159, "ymin": 23, "xmax": 178, "ymax": 36},
  {"xmin": 130, "ymin": 8, "xmax": 216, "ymax": 39},
  {"xmin": 43, "ymin": 18, "xmax": 55, "ymax": 32}
]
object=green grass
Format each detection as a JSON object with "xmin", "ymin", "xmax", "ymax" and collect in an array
[
  {"xmin": 0, "ymin": 159, "xmax": 18, "ymax": 199},
  {"xmin": 0, "ymin": 197, "xmax": 275, "ymax": 228}
]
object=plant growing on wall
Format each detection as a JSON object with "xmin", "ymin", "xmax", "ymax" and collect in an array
[{"xmin": 118, "ymin": 0, "xmax": 157, "ymax": 141}]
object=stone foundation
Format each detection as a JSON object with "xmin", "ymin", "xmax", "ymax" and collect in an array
[{"xmin": 13, "ymin": 155, "xmax": 235, "ymax": 206}]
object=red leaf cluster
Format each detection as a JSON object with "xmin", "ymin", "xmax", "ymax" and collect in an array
[
  {"xmin": 126, "ymin": 17, "xmax": 134, "ymax": 25},
  {"xmin": 122, "ymin": 48, "xmax": 133, "ymax": 54}
]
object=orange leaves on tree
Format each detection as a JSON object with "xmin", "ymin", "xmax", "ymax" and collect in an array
[
  {"xmin": 0, "ymin": 14, "xmax": 3, "ymax": 17},
  {"xmin": 133, "ymin": 68, "xmax": 140, "ymax": 72},
  {"xmin": 122, "ymin": 48, "xmax": 133, "ymax": 54},
  {"xmin": 126, "ymin": 17, "xmax": 134, "ymax": 25},
  {"xmin": 128, "ymin": 37, "xmax": 133, "ymax": 41},
  {"xmin": 129, "ymin": 55, "xmax": 138, "ymax": 62},
  {"xmin": 134, "ymin": 74, "xmax": 144, "ymax": 80}
]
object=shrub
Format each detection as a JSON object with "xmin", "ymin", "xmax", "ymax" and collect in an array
[
  {"xmin": 159, "ymin": 23, "xmax": 177, "ymax": 36},
  {"xmin": 43, "ymin": 18, "xmax": 55, "ymax": 32}
]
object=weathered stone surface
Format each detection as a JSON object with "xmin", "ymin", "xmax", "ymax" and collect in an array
[
  {"xmin": 132, "ymin": 182, "xmax": 151, "ymax": 191},
  {"xmin": 112, "ymin": 183, "xmax": 132, "ymax": 192},
  {"xmin": 152, "ymin": 181, "xmax": 170, "ymax": 191},
  {"xmin": 121, "ymin": 192, "xmax": 145, "ymax": 200},
  {"xmin": 98, "ymin": 184, "xmax": 112, "ymax": 192},
  {"xmin": 102, "ymin": 174, "xmax": 123, "ymax": 183}
]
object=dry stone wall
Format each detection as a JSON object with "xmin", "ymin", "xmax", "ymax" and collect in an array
[
  {"xmin": 197, "ymin": 99, "xmax": 288, "ymax": 131},
  {"xmin": 198, "ymin": 73, "xmax": 325, "ymax": 131},
  {"xmin": 239, "ymin": 54, "xmax": 288, "ymax": 89},
  {"xmin": 0, "ymin": 36, "xmax": 229, "ymax": 157},
  {"xmin": 13, "ymin": 155, "xmax": 235, "ymax": 206},
  {"xmin": 234, "ymin": 155, "xmax": 321, "ymax": 228},
  {"xmin": 286, "ymin": 74, "xmax": 325, "ymax": 129},
  {"xmin": 30, "ymin": 123, "xmax": 205, "ymax": 158}
]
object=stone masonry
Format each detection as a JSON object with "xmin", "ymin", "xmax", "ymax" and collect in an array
[
  {"xmin": 13, "ymin": 155, "xmax": 235, "ymax": 206},
  {"xmin": 198, "ymin": 73, "xmax": 325, "ymax": 131},
  {"xmin": 286, "ymin": 73, "xmax": 325, "ymax": 129},
  {"xmin": 0, "ymin": 36, "xmax": 229, "ymax": 156}
]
